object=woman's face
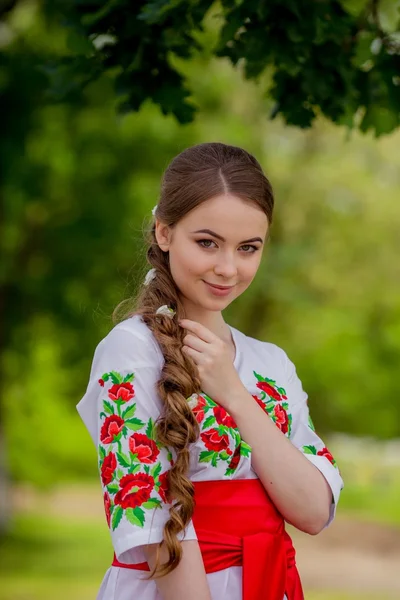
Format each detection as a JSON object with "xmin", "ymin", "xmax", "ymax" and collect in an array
[{"xmin": 155, "ymin": 194, "xmax": 269, "ymax": 313}]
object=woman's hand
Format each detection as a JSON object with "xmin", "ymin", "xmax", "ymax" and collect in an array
[{"xmin": 179, "ymin": 319, "xmax": 245, "ymax": 410}]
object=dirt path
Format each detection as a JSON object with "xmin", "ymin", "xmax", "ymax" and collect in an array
[{"xmin": 13, "ymin": 484, "xmax": 400, "ymax": 597}]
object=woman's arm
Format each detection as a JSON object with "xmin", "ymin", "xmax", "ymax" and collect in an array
[
  {"xmin": 228, "ymin": 389, "xmax": 332, "ymax": 535},
  {"xmin": 143, "ymin": 540, "xmax": 212, "ymax": 600}
]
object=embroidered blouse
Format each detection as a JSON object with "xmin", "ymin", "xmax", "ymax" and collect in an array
[{"xmin": 77, "ymin": 315, "xmax": 343, "ymax": 599}]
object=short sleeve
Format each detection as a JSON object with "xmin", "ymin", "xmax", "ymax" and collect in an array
[
  {"xmin": 283, "ymin": 352, "xmax": 344, "ymax": 528},
  {"xmin": 77, "ymin": 321, "xmax": 197, "ymax": 563}
]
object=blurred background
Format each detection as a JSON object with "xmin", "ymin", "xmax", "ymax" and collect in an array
[{"xmin": 1, "ymin": 1, "xmax": 400, "ymax": 599}]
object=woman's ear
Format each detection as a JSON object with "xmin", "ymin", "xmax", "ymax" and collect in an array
[{"xmin": 155, "ymin": 220, "xmax": 172, "ymax": 252}]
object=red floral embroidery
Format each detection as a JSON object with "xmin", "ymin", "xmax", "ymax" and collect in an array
[
  {"xmin": 192, "ymin": 395, "xmax": 207, "ymax": 423},
  {"xmin": 114, "ymin": 473, "xmax": 154, "ymax": 509},
  {"xmin": 213, "ymin": 405, "xmax": 237, "ymax": 429},
  {"xmin": 158, "ymin": 471, "xmax": 170, "ymax": 503},
  {"xmin": 99, "ymin": 378, "xmax": 105, "ymax": 387},
  {"xmin": 256, "ymin": 380, "xmax": 282, "ymax": 401},
  {"xmin": 201, "ymin": 429, "xmax": 230, "ymax": 453},
  {"xmin": 108, "ymin": 382, "xmax": 135, "ymax": 403},
  {"xmin": 101, "ymin": 452, "xmax": 117, "ymax": 486},
  {"xmin": 317, "ymin": 447, "xmax": 335, "ymax": 465},
  {"xmin": 104, "ymin": 491, "xmax": 111, "ymax": 526},
  {"xmin": 253, "ymin": 394, "xmax": 266, "ymax": 410},
  {"xmin": 274, "ymin": 404, "xmax": 289, "ymax": 434},
  {"xmin": 128, "ymin": 433, "xmax": 160, "ymax": 464},
  {"xmin": 100, "ymin": 415, "xmax": 125, "ymax": 444},
  {"xmin": 227, "ymin": 444, "xmax": 241, "ymax": 471}
]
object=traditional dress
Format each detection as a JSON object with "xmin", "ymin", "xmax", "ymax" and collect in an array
[{"xmin": 77, "ymin": 315, "xmax": 344, "ymax": 600}]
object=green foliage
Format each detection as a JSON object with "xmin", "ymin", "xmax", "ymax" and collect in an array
[
  {"xmin": 1, "ymin": 2, "xmax": 399, "ymax": 488},
  {"xmin": 39, "ymin": 0, "xmax": 400, "ymax": 135}
]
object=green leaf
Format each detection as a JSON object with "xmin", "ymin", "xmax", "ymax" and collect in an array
[
  {"xmin": 253, "ymin": 371, "xmax": 264, "ymax": 382},
  {"xmin": 142, "ymin": 498, "xmax": 162, "ymax": 509},
  {"xmin": 144, "ymin": 465, "xmax": 150, "ymax": 474},
  {"xmin": 111, "ymin": 505, "xmax": 123, "ymax": 530},
  {"xmin": 146, "ymin": 418, "xmax": 155, "ymax": 438},
  {"xmin": 211, "ymin": 453, "xmax": 218, "ymax": 467},
  {"xmin": 151, "ymin": 462, "xmax": 162, "ymax": 479},
  {"xmin": 128, "ymin": 464, "xmax": 141, "ymax": 475},
  {"xmin": 240, "ymin": 444, "xmax": 251, "ymax": 457},
  {"xmin": 308, "ymin": 416, "xmax": 316, "ymax": 432},
  {"xmin": 124, "ymin": 418, "xmax": 144, "ymax": 430},
  {"xmin": 202, "ymin": 415, "xmax": 216, "ymax": 429},
  {"xmin": 107, "ymin": 484, "xmax": 119, "ymax": 494},
  {"xmin": 117, "ymin": 451, "xmax": 131, "ymax": 467},
  {"xmin": 110, "ymin": 371, "xmax": 123, "ymax": 384},
  {"xmin": 303, "ymin": 445, "xmax": 317, "ymax": 455},
  {"xmin": 123, "ymin": 372, "xmax": 135, "ymax": 383},
  {"xmin": 116, "ymin": 469, "xmax": 124, "ymax": 479},
  {"xmin": 199, "ymin": 450, "xmax": 214, "ymax": 463},
  {"xmin": 122, "ymin": 404, "xmax": 137, "ymax": 419},
  {"xmin": 203, "ymin": 393, "xmax": 217, "ymax": 406},
  {"xmin": 98, "ymin": 445, "xmax": 106, "ymax": 459},
  {"xmin": 103, "ymin": 400, "xmax": 114, "ymax": 415},
  {"xmin": 282, "ymin": 402, "xmax": 289, "ymax": 411},
  {"xmin": 125, "ymin": 507, "xmax": 145, "ymax": 527}
]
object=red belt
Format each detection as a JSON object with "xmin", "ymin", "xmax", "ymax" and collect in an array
[{"xmin": 112, "ymin": 479, "xmax": 304, "ymax": 600}]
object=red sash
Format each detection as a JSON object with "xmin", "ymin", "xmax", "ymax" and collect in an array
[{"xmin": 112, "ymin": 479, "xmax": 304, "ymax": 600}]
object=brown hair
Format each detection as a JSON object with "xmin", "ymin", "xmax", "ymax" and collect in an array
[{"xmin": 113, "ymin": 142, "xmax": 274, "ymax": 578}]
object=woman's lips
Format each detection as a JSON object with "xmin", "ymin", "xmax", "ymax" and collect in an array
[{"xmin": 203, "ymin": 281, "xmax": 235, "ymax": 296}]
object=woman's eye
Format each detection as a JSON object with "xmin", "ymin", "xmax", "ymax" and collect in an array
[
  {"xmin": 197, "ymin": 239, "xmax": 216, "ymax": 249},
  {"xmin": 241, "ymin": 245, "xmax": 258, "ymax": 253}
]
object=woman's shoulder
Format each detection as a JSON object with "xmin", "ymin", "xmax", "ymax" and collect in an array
[
  {"xmin": 95, "ymin": 314, "xmax": 164, "ymax": 368},
  {"xmin": 231, "ymin": 324, "xmax": 288, "ymax": 366}
]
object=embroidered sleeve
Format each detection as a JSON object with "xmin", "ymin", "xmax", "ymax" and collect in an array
[
  {"xmin": 283, "ymin": 352, "xmax": 344, "ymax": 528},
  {"xmin": 82, "ymin": 326, "xmax": 197, "ymax": 563}
]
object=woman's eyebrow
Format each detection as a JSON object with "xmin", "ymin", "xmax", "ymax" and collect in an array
[{"xmin": 191, "ymin": 229, "xmax": 264, "ymax": 244}]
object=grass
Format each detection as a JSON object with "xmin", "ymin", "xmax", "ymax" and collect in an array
[
  {"xmin": 0, "ymin": 514, "xmax": 111, "ymax": 600},
  {"xmin": 0, "ymin": 510, "xmax": 398, "ymax": 600}
]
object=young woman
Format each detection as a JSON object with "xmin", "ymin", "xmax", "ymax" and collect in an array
[{"xmin": 77, "ymin": 142, "xmax": 343, "ymax": 600}]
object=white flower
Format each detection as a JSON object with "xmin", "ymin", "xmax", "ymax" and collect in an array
[
  {"xmin": 144, "ymin": 268, "xmax": 156, "ymax": 286},
  {"xmin": 151, "ymin": 204, "xmax": 158, "ymax": 216},
  {"xmin": 187, "ymin": 393, "xmax": 199, "ymax": 409},
  {"xmin": 155, "ymin": 305, "xmax": 176, "ymax": 318}
]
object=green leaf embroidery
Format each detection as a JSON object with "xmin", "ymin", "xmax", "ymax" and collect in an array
[
  {"xmin": 303, "ymin": 445, "xmax": 317, "ymax": 455},
  {"xmin": 111, "ymin": 505, "xmax": 123, "ymax": 530},
  {"xmin": 142, "ymin": 498, "xmax": 162, "ymax": 509},
  {"xmin": 117, "ymin": 451, "xmax": 131, "ymax": 467},
  {"xmin": 123, "ymin": 373, "xmax": 135, "ymax": 383},
  {"xmin": 110, "ymin": 371, "xmax": 123, "ymax": 384},
  {"xmin": 121, "ymin": 404, "xmax": 137, "ymax": 419},
  {"xmin": 125, "ymin": 507, "xmax": 145, "ymax": 527},
  {"xmin": 219, "ymin": 450, "xmax": 231, "ymax": 461},
  {"xmin": 308, "ymin": 416, "xmax": 316, "ymax": 432},
  {"xmin": 116, "ymin": 468, "xmax": 124, "ymax": 479},
  {"xmin": 103, "ymin": 400, "xmax": 114, "ymax": 415},
  {"xmin": 202, "ymin": 415, "xmax": 216, "ymax": 429},
  {"xmin": 99, "ymin": 445, "xmax": 106, "ymax": 459},
  {"xmin": 143, "ymin": 465, "xmax": 150, "ymax": 474},
  {"xmin": 151, "ymin": 463, "xmax": 162, "ymax": 479},
  {"xmin": 203, "ymin": 393, "xmax": 217, "ymax": 407},
  {"xmin": 128, "ymin": 464, "xmax": 141, "ymax": 475},
  {"xmin": 211, "ymin": 453, "xmax": 218, "ymax": 467},
  {"xmin": 124, "ymin": 418, "xmax": 145, "ymax": 431},
  {"xmin": 102, "ymin": 373, "xmax": 110, "ymax": 382},
  {"xmin": 167, "ymin": 450, "xmax": 173, "ymax": 464},
  {"xmin": 107, "ymin": 484, "xmax": 119, "ymax": 494},
  {"xmin": 253, "ymin": 371, "xmax": 264, "ymax": 382},
  {"xmin": 146, "ymin": 417, "xmax": 155, "ymax": 439},
  {"xmin": 225, "ymin": 467, "xmax": 236, "ymax": 477},
  {"xmin": 240, "ymin": 442, "xmax": 252, "ymax": 457},
  {"xmin": 199, "ymin": 450, "xmax": 214, "ymax": 463},
  {"xmin": 282, "ymin": 402, "xmax": 289, "ymax": 411}
]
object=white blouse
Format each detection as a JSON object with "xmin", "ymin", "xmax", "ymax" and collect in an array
[{"xmin": 77, "ymin": 315, "xmax": 344, "ymax": 600}]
